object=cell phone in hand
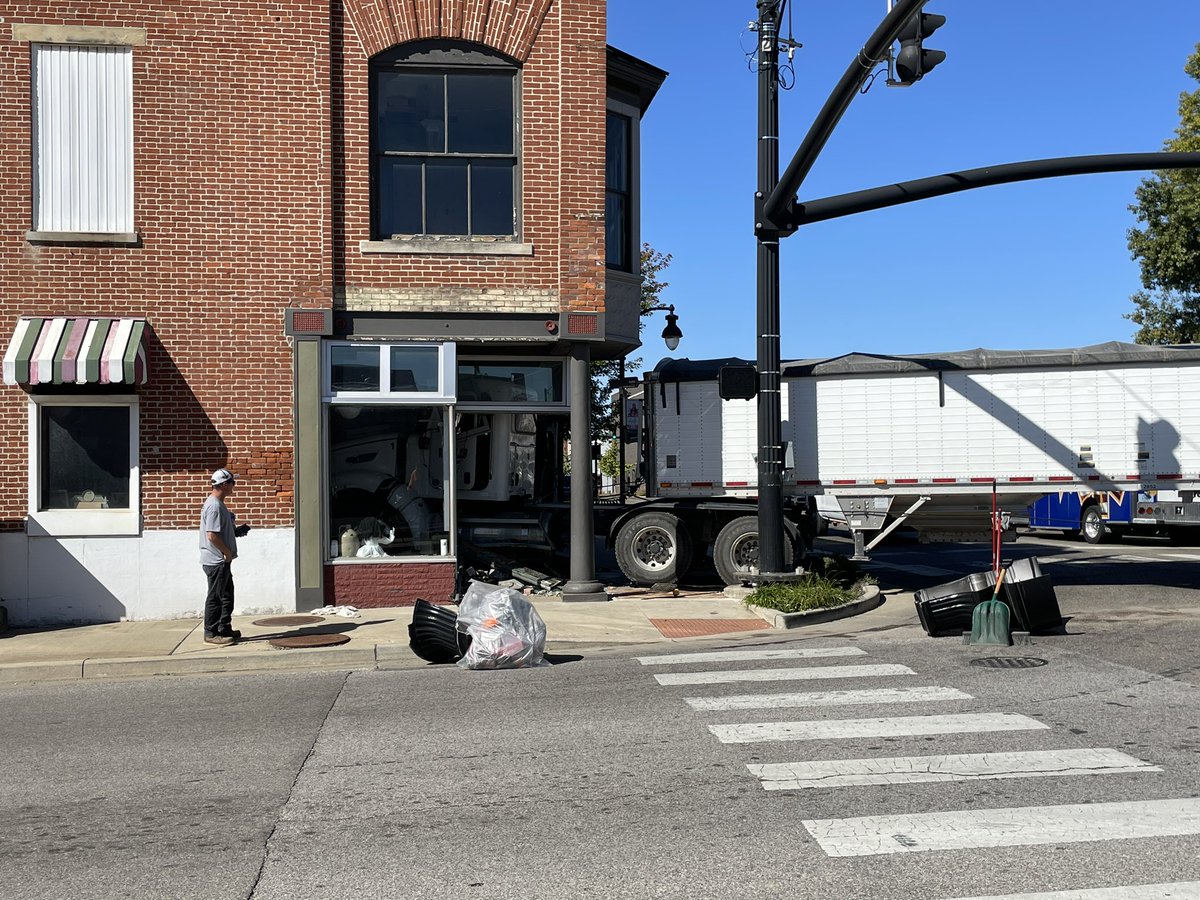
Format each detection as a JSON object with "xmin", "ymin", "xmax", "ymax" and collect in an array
[{"xmin": 235, "ymin": 524, "xmax": 251, "ymax": 537}]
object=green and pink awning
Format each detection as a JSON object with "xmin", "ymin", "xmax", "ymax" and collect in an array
[{"xmin": 3, "ymin": 317, "xmax": 148, "ymax": 385}]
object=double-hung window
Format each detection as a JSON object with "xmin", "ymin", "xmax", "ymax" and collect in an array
[
  {"xmin": 371, "ymin": 42, "xmax": 519, "ymax": 240},
  {"xmin": 605, "ymin": 111, "xmax": 633, "ymax": 271},
  {"xmin": 30, "ymin": 41, "xmax": 135, "ymax": 240}
]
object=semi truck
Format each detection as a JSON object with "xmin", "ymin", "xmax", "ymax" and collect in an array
[{"xmin": 603, "ymin": 341, "xmax": 1200, "ymax": 585}]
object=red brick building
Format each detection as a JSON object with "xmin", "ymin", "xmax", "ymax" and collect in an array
[{"xmin": 0, "ymin": 1, "xmax": 663, "ymax": 624}]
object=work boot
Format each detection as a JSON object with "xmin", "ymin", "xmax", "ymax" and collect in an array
[{"xmin": 204, "ymin": 634, "xmax": 235, "ymax": 646}]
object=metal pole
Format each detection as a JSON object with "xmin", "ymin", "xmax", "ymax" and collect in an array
[
  {"xmin": 562, "ymin": 342, "xmax": 608, "ymax": 601},
  {"xmin": 618, "ymin": 357, "xmax": 626, "ymax": 505},
  {"xmin": 755, "ymin": 0, "xmax": 786, "ymax": 576}
]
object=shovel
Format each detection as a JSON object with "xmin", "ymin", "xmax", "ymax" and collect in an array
[{"xmin": 969, "ymin": 567, "xmax": 1012, "ymax": 646}]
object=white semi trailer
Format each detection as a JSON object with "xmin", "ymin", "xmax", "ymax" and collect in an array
[{"xmin": 605, "ymin": 342, "xmax": 1200, "ymax": 586}]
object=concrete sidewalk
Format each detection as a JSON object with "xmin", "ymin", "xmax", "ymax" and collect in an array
[{"xmin": 0, "ymin": 585, "xmax": 915, "ymax": 685}]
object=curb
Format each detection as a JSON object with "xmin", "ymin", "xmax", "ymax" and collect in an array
[
  {"xmin": 0, "ymin": 643, "xmax": 431, "ymax": 685},
  {"xmin": 745, "ymin": 584, "xmax": 884, "ymax": 629}
]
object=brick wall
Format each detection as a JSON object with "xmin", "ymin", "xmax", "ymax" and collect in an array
[
  {"xmin": 0, "ymin": 1, "xmax": 332, "ymax": 531},
  {"xmin": 0, "ymin": 0, "xmax": 608, "ymax": 552},
  {"xmin": 333, "ymin": 0, "xmax": 607, "ymax": 315},
  {"xmin": 325, "ymin": 561, "xmax": 457, "ymax": 607}
]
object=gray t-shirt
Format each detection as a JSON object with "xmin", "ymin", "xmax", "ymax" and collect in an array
[{"xmin": 199, "ymin": 495, "xmax": 238, "ymax": 567}]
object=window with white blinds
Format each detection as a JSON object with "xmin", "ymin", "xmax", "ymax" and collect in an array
[{"xmin": 31, "ymin": 43, "xmax": 134, "ymax": 235}]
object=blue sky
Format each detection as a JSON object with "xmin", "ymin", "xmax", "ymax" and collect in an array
[{"xmin": 608, "ymin": 1, "xmax": 1200, "ymax": 365}]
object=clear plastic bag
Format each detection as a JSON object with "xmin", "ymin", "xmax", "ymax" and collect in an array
[{"xmin": 455, "ymin": 580, "xmax": 550, "ymax": 669}]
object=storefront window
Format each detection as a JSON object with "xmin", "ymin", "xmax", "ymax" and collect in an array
[
  {"xmin": 327, "ymin": 341, "xmax": 455, "ymax": 399},
  {"xmin": 40, "ymin": 405, "xmax": 131, "ymax": 510},
  {"xmin": 27, "ymin": 395, "xmax": 140, "ymax": 536},
  {"xmin": 328, "ymin": 405, "xmax": 451, "ymax": 558},
  {"xmin": 457, "ymin": 360, "xmax": 565, "ymax": 404},
  {"xmin": 390, "ymin": 345, "xmax": 440, "ymax": 392}
]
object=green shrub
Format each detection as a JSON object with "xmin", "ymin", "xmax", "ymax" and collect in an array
[{"xmin": 743, "ymin": 554, "xmax": 876, "ymax": 614}]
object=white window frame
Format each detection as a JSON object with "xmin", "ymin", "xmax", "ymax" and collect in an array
[
  {"xmin": 29, "ymin": 40, "xmax": 136, "ymax": 242},
  {"xmin": 324, "ymin": 341, "xmax": 457, "ymax": 403},
  {"xmin": 27, "ymin": 395, "xmax": 140, "ymax": 536}
]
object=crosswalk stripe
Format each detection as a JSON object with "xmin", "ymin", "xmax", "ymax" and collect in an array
[
  {"xmin": 654, "ymin": 663, "xmax": 914, "ymax": 686},
  {"xmin": 1162, "ymin": 552, "xmax": 1200, "ymax": 561},
  {"xmin": 942, "ymin": 881, "xmax": 1200, "ymax": 899},
  {"xmin": 686, "ymin": 685, "xmax": 971, "ymax": 712},
  {"xmin": 1110, "ymin": 554, "xmax": 1158, "ymax": 563},
  {"xmin": 710, "ymin": 712, "xmax": 1046, "ymax": 744},
  {"xmin": 636, "ymin": 647, "xmax": 866, "ymax": 666},
  {"xmin": 749, "ymin": 747, "xmax": 1160, "ymax": 790},
  {"xmin": 803, "ymin": 798, "xmax": 1200, "ymax": 857}
]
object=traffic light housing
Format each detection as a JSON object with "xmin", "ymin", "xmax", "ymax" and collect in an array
[
  {"xmin": 718, "ymin": 364, "xmax": 758, "ymax": 400},
  {"xmin": 894, "ymin": 11, "xmax": 946, "ymax": 85}
]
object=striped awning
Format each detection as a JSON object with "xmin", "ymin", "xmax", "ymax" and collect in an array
[{"xmin": 3, "ymin": 317, "xmax": 148, "ymax": 386}]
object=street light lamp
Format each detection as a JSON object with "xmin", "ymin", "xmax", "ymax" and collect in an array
[{"xmin": 646, "ymin": 304, "xmax": 683, "ymax": 350}]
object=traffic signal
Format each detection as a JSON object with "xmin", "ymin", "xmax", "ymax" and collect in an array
[{"xmin": 894, "ymin": 11, "xmax": 946, "ymax": 85}]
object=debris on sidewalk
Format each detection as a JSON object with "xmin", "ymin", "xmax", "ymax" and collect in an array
[
  {"xmin": 307, "ymin": 605, "xmax": 361, "ymax": 618},
  {"xmin": 455, "ymin": 580, "xmax": 550, "ymax": 670}
]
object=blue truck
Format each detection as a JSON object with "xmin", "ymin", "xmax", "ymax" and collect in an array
[{"xmin": 1027, "ymin": 489, "xmax": 1200, "ymax": 544}]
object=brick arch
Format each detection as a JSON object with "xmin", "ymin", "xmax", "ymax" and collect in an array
[{"xmin": 343, "ymin": 0, "xmax": 555, "ymax": 62}]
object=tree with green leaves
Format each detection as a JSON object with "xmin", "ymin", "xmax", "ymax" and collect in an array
[
  {"xmin": 1126, "ymin": 42, "xmax": 1200, "ymax": 343},
  {"xmin": 590, "ymin": 242, "xmax": 673, "ymax": 441}
]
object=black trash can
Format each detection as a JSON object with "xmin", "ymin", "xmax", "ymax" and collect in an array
[
  {"xmin": 408, "ymin": 598, "xmax": 472, "ymax": 663},
  {"xmin": 1000, "ymin": 558, "xmax": 1063, "ymax": 634},
  {"xmin": 914, "ymin": 571, "xmax": 997, "ymax": 637}
]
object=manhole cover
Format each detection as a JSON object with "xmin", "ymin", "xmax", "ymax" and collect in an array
[
  {"xmin": 268, "ymin": 633, "xmax": 350, "ymax": 650},
  {"xmin": 969, "ymin": 656, "xmax": 1048, "ymax": 669},
  {"xmin": 252, "ymin": 615, "xmax": 326, "ymax": 627}
]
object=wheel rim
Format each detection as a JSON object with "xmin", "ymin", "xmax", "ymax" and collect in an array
[
  {"xmin": 729, "ymin": 532, "xmax": 759, "ymax": 572},
  {"xmin": 632, "ymin": 525, "xmax": 676, "ymax": 571},
  {"xmin": 1083, "ymin": 512, "xmax": 1102, "ymax": 540}
]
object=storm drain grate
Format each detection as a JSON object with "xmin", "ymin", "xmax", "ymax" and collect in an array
[
  {"xmin": 969, "ymin": 656, "xmax": 1048, "ymax": 670},
  {"xmin": 268, "ymin": 633, "xmax": 351, "ymax": 650},
  {"xmin": 252, "ymin": 615, "xmax": 326, "ymax": 627}
]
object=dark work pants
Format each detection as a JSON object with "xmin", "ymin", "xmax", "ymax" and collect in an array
[{"xmin": 202, "ymin": 561, "xmax": 235, "ymax": 636}]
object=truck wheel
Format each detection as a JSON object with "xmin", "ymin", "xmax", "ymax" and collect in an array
[
  {"xmin": 614, "ymin": 512, "xmax": 693, "ymax": 585},
  {"xmin": 1080, "ymin": 505, "xmax": 1106, "ymax": 544},
  {"xmin": 713, "ymin": 516, "xmax": 797, "ymax": 586}
]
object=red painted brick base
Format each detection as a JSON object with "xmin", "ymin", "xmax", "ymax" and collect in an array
[{"xmin": 324, "ymin": 561, "xmax": 457, "ymax": 608}]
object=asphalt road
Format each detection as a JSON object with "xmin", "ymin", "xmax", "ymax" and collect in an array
[{"xmin": 3, "ymin": 531, "xmax": 1200, "ymax": 899}]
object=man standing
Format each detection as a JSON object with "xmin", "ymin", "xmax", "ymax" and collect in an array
[{"xmin": 200, "ymin": 468, "xmax": 250, "ymax": 645}]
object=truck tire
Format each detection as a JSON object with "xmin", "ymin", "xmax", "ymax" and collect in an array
[
  {"xmin": 614, "ymin": 512, "xmax": 693, "ymax": 585},
  {"xmin": 1080, "ymin": 505, "xmax": 1106, "ymax": 544},
  {"xmin": 713, "ymin": 516, "xmax": 797, "ymax": 586}
]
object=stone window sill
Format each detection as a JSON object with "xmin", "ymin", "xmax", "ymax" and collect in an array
[
  {"xmin": 360, "ymin": 239, "xmax": 533, "ymax": 256},
  {"xmin": 27, "ymin": 230, "xmax": 140, "ymax": 246}
]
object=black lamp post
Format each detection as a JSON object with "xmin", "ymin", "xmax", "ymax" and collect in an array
[
  {"xmin": 645, "ymin": 304, "xmax": 683, "ymax": 351},
  {"xmin": 616, "ymin": 305, "xmax": 683, "ymax": 504}
]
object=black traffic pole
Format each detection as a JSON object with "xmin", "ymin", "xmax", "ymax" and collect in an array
[
  {"xmin": 754, "ymin": 0, "xmax": 928, "ymax": 577},
  {"xmin": 754, "ymin": 0, "xmax": 786, "ymax": 577}
]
